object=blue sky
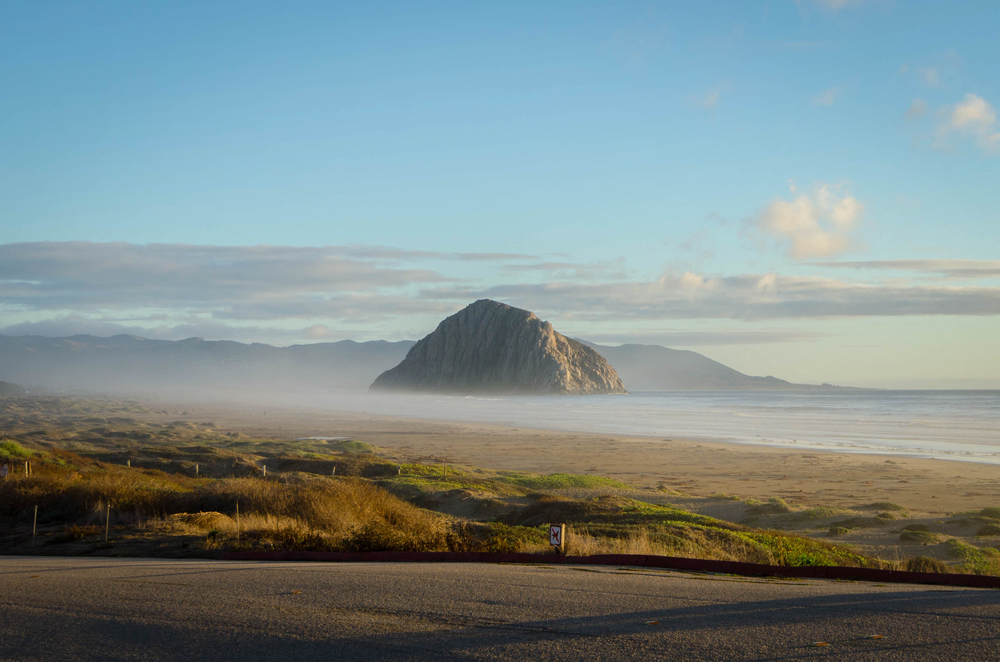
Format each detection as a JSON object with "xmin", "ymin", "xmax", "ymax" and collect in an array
[{"xmin": 2, "ymin": 1, "xmax": 999, "ymax": 387}]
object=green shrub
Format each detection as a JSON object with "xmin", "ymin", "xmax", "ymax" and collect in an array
[
  {"xmin": 478, "ymin": 523, "xmax": 546, "ymax": 553},
  {"xmin": 791, "ymin": 507, "xmax": 842, "ymax": 521},
  {"xmin": 327, "ymin": 440, "xmax": 375, "ymax": 454},
  {"xmin": 497, "ymin": 473, "xmax": 627, "ymax": 490},
  {"xmin": 745, "ymin": 497, "xmax": 792, "ymax": 516},
  {"xmin": 945, "ymin": 539, "xmax": 1000, "ymax": 575},
  {"xmin": 0, "ymin": 440, "xmax": 33, "ymax": 462},
  {"xmin": 903, "ymin": 523, "xmax": 930, "ymax": 532},
  {"xmin": 906, "ymin": 556, "xmax": 949, "ymax": 574},
  {"xmin": 899, "ymin": 530, "xmax": 939, "ymax": 543},
  {"xmin": 828, "ymin": 517, "xmax": 883, "ymax": 530},
  {"xmin": 979, "ymin": 507, "xmax": 1000, "ymax": 519},
  {"xmin": 709, "ymin": 493, "xmax": 742, "ymax": 501},
  {"xmin": 734, "ymin": 530, "xmax": 879, "ymax": 568},
  {"xmin": 976, "ymin": 523, "xmax": 1000, "ymax": 537},
  {"xmin": 855, "ymin": 501, "xmax": 907, "ymax": 512},
  {"xmin": 828, "ymin": 526, "xmax": 850, "ymax": 536}
]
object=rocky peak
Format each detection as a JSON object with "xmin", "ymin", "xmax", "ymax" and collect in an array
[{"xmin": 370, "ymin": 299, "xmax": 627, "ymax": 395}]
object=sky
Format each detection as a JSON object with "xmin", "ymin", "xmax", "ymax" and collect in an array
[{"xmin": 2, "ymin": 0, "xmax": 999, "ymax": 388}]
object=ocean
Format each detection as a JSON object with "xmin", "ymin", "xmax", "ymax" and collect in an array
[{"xmin": 343, "ymin": 390, "xmax": 1000, "ymax": 464}]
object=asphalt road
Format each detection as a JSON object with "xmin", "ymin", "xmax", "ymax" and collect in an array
[{"xmin": 0, "ymin": 557, "xmax": 998, "ymax": 661}]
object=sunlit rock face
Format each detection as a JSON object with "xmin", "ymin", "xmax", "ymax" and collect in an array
[{"xmin": 370, "ymin": 300, "xmax": 628, "ymax": 395}]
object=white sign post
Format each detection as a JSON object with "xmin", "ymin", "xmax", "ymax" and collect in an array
[{"xmin": 549, "ymin": 523, "xmax": 565, "ymax": 555}]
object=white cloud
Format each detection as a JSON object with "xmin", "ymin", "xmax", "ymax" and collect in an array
[
  {"xmin": 919, "ymin": 67, "xmax": 940, "ymax": 86},
  {"xmin": 936, "ymin": 93, "xmax": 1000, "ymax": 154},
  {"xmin": 812, "ymin": 85, "xmax": 845, "ymax": 106},
  {"xmin": 754, "ymin": 185, "xmax": 863, "ymax": 259},
  {"xmin": 905, "ymin": 98, "xmax": 927, "ymax": 118}
]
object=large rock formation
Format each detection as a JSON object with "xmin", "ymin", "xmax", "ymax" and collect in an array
[{"xmin": 370, "ymin": 300, "xmax": 627, "ymax": 395}]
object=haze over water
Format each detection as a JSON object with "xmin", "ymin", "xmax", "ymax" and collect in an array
[{"xmin": 345, "ymin": 391, "xmax": 1000, "ymax": 464}]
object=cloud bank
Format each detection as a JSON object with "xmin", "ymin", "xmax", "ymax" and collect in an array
[
  {"xmin": 433, "ymin": 272, "xmax": 1000, "ymax": 322},
  {"xmin": 2, "ymin": 242, "xmax": 999, "ymax": 345},
  {"xmin": 814, "ymin": 259, "xmax": 1000, "ymax": 279}
]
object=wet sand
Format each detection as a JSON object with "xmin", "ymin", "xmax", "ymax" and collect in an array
[{"xmin": 149, "ymin": 402, "xmax": 1000, "ymax": 516}]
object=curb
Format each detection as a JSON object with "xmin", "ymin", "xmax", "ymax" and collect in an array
[{"xmin": 218, "ymin": 550, "xmax": 1000, "ymax": 589}]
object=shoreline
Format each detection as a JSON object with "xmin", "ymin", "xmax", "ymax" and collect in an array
[
  {"xmin": 139, "ymin": 399, "xmax": 1000, "ymax": 516},
  {"xmin": 130, "ymin": 387, "xmax": 1000, "ymax": 466}
]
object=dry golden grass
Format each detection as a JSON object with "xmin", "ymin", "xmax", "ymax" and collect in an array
[
  {"xmin": 565, "ymin": 527, "xmax": 768, "ymax": 561},
  {"xmin": 566, "ymin": 530, "xmax": 665, "ymax": 556},
  {"xmin": 1, "ymin": 456, "xmax": 451, "ymax": 552}
]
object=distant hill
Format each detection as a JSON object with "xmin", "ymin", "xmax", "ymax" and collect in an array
[
  {"xmin": 0, "ymin": 381, "xmax": 26, "ymax": 397},
  {"xmin": 0, "ymin": 334, "xmax": 415, "ymax": 395},
  {"xmin": 0, "ymin": 333, "xmax": 841, "ymax": 397},
  {"xmin": 371, "ymin": 300, "xmax": 626, "ymax": 395},
  {"xmin": 582, "ymin": 342, "xmax": 842, "ymax": 391}
]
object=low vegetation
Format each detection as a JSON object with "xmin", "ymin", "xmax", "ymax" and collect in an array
[
  {"xmin": 0, "ymin": 440, "xmax": 34, "ymax": 462},
  {"xmin": 495, "ymin": 472, "xmax": 627, "ymax": 491},
  {"xmin": 2, "ymin": 394, "xmax": 1000, "ymax": 576},
  {"xmin": 945, "ymin": 539, "xmax": 1000, "ymax": 575}
]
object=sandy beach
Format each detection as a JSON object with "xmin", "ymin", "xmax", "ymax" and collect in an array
[{"xmin": 148, "ymin": 401, "xmax": 1000, "ymax": 517}]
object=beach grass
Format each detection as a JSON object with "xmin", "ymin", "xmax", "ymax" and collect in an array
[
  {"xmin": 495, "ymin": 472, "xmax": 628, "ymax": 490},
  {"xmin": 3, "ymin": 393, "xmax": 1000, "ymax": 575}
]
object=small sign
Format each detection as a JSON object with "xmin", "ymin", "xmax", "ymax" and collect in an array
[
  {"xmin": 0, "ymin": 464, "xmax": 7, "ymax": 478},
  {"xmin": 549, "ymin": 523, "xmax": 564, "ymax": 549}
]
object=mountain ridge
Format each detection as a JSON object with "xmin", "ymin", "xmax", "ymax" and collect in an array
[
  {"xmin": 580, "ymin": 341, "xmax": 846, "ymax": 391},
  {"xmin": 0, "ymin": 332, "xmax": 846, "ymax": 395}
]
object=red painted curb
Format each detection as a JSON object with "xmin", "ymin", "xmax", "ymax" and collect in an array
[{"xmin": 217, "ymin": 550, "xmax": 1000, "ymax": 589}]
